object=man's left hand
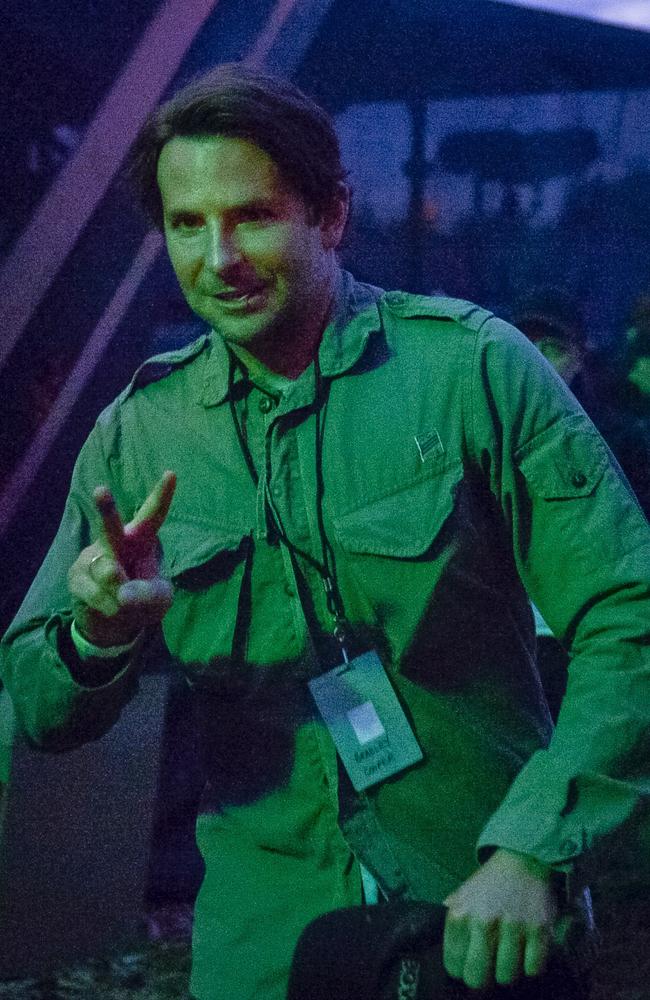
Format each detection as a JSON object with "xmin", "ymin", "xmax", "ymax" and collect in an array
[{"xmin": 443, "ymin": 847, "xmax": 558, "ymax": 990}]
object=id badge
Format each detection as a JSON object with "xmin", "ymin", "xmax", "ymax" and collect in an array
[{"xmin": 308, "ymin": 650, "xmax": 423, "ymax": 791}]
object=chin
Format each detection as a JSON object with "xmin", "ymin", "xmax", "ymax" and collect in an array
[{"xmin": 220, "ymin": 311, "xmax": 281, "ymax": 345}]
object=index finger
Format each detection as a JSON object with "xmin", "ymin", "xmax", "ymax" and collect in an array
[
  {"xmin": 129, "ymin": 470, "xmax": 177, "ymax": 536},
  {"xmin": 462, "ymin": 918, "xmax": 498, "ymax": 990},
  {"xmin": 443, "ymin": 911, "xmax": 470, "ymax": 981},
  {"xmin": 93, "ymin": 486, "xmax": 126, "ymax": 560},
  {"xmin": 523, "ymin": 923, "xmax": 551, "ymax": 978}
]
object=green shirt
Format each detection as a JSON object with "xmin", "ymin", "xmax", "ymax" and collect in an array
[{"xmin": 2, "ymin": 271, "xmax": 650, "ymax": 1000}]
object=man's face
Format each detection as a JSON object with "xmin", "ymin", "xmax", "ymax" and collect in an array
[
  {"xmin": 628, "ymin": 355, "xmax": 650, "ymax": 397},
  {"xmin": 157, "ymin": 135, "xmax": 347, "ymax": 350},
  {"xmin": 534, "ymin": 336, "xmax": 583, "ymax": 386}
]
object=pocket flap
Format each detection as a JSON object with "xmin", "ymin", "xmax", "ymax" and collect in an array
[
  {"xmin": 333, "ymin": 464, "xmax": 462, "ymax": 557},
  {"xmin": 516, "ymin": 414, "xmax": 608, "ymax": 500},
  {"xmin": 159, "ymin": 516, "xmax": 248, "ymax": 578}
]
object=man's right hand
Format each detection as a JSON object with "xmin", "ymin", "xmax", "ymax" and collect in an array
[{"xmin": 68, "ymin": 471, "xmax": 177, "ymax": 648}]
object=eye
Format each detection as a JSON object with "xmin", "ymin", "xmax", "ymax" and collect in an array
[
  {"xmin": 170, "ymin": 213, "xmax": 204, "ymax": 231},
  {"xmin": 236, "ymin": 206, "xmax": 276, "ymax": 224}
]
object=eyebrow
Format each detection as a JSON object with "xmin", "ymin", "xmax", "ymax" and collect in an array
[
  {"xmin": 231, "ymin": 198, "xmax": 280, "ymax": 215},
  {"xmin": 166, "ymin": 197, "xmax": 281, "ymax": 219}
]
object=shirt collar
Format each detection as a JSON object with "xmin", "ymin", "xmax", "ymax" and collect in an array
[{"xmin": 198, "ymin": 269, "xmax": 384, "ymax": 407}]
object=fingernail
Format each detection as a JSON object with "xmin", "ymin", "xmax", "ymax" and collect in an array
[
  {"xmin": 118, "ymin": 581, "xmax": 146, "ymax": 602},
  {"xmin": 94, "ymin": 489, "xmax": 115, "ymax": 510},
  {"xmin": 118, "ymin": 579, "xmax": 172, "ymax": 603}
]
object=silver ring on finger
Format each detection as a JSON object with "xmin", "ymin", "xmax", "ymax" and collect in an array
[{"xmin": 89, "ymin": 553, "xmax": 106, "ymax": 578}]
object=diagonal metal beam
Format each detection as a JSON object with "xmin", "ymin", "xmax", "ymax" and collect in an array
[
  {"xmin": 0, "ymin": 0, "xmax": 220, "ymax": 372},
  {"xmin": 245, "ymin": 0, "xmax": 334, "ymax": 69},
  {"xmin": 0, "ymin": 231, "xmax": 163, "ymax": 535},
  {"xmin": 257, "ymin": 0, "xmax": 338, "ymax": 77},
  {"xmin": 0, "ymin": 0, "xmax": 333, "ymax": 539}
]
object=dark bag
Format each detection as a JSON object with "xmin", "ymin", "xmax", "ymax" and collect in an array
[{"xmin": 287, "ymin": 902, "xmax": 588, "ymax": 1000}]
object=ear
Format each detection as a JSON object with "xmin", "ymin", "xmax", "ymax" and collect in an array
[{"xmin": 319, "ymin": 183, "xmax": 351, "ymax": 251}]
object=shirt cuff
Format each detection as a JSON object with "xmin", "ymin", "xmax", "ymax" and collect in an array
[{"xmin": 70, "ymin": 619, "xmax": 142, "ymax": 660}]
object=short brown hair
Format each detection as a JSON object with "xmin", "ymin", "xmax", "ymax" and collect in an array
[{"xmin": 128, "ymin": 63, "xmax": 350, "ymax": 230}]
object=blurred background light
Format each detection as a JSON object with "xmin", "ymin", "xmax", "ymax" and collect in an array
[{"xmin": 495, "ymin": 0, "xmax": 650, "ymax": 31}]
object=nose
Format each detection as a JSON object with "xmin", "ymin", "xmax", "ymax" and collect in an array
[{"xmin": 203, "ymin": 219, "xmax": 241, "ymax": 272}]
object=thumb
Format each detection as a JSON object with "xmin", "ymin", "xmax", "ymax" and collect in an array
[{"xmin": 118, "ymin": 578, "xmax": 173, "ymax": 605}]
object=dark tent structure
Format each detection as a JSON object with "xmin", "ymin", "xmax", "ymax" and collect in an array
[
  {"xmin": 294, "ymin": 0, "xmax": 650, "ymax": 108},
  {"xmin": 289, "ymin": 0, "xmax": 650, "ymax": 290}
]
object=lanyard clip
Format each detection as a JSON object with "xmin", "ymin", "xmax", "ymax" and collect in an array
[
  {"xmin": 324, "ymin": 574, "xmax": 351, "ymax": 668},
  {"xmin": 333, "ymin": 619, "xmax": 353, "ymax": 674}
]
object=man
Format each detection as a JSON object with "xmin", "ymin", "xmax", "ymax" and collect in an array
[
  {"xmin": 2, "ymin": 65, "xmax": 649, "ymax": 1000},
  {"xmin": 511, "ymin": 289, "xmax": 587, "ymax": 390},
  {"xmin": 624, "ymin": 294, "xmax": 650, "ymax": 420}
]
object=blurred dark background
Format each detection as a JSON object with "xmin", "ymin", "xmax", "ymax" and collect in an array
[{"xmin": 2, "ymin": 0, "xmax": 650, "ymax": 620}]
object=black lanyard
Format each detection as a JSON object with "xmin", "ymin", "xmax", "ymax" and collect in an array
[
  {"xmin": 228, "ymin": 353, "xmax": 261, "ymax": 488},
  {"xmin": 227, "ymin": 351, "xmax": 352, "ymax": 661}
]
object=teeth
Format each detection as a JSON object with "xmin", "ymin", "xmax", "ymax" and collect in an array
[{"xmin": 219, "ymin": 287, "xmax": 263, "ymax": 301}]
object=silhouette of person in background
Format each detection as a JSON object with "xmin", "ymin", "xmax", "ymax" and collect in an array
[
  {"xmin": 513, "ymin": 287, "xmax": 650, "ymax": 518},
  {"xmin": 623, "ymin": 294, "xmax": 650, "ymax": 421}
]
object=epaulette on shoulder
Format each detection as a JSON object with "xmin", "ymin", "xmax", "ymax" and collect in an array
[
  {"xmin": 123, "ymin": 334, "xmax": 209, "ymax": 399},
  {"xmin": 382, "ymin": 291, "xmax": 494, "ymax": 331}
]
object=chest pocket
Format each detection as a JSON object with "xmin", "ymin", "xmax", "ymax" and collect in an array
[
  {"xmin": 332, "ymin": 462, "xmax": 464, "ymax": 559},
  {"xmin": 328, "ymin": 463, "xmax": 474, "ymax": 664},
  {"xmin": 158, "ymin": 515, "xmax": 252, "ymax": 667}
]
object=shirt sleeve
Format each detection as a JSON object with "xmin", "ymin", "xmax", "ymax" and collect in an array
[
  {"xmin": 0, "ymin": 418, "xmax": 142, "ymax": 752},
  {"xmin": 469, "ymin": 316, "xmax": 650, "ymax": 877}
]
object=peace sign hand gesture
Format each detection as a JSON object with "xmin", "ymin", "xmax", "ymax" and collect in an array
[{"xmin": 68, "ymin": 471, "xmax": 177, "ymax": 649}]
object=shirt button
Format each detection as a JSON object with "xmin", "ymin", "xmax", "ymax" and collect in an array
[
  {"xmin": 284, "ymin": 582, "xmax": 296, "ymax": 598},
  {"xmin": 571, "ymin": 471, "xmax": 587, "ymax": 488},
  {"xmin": 258, "ymin": 396, "xmax": 274, "ymax": 414},
  {"xmin": 559, "ymin": 837, "xmax": 578, "ymax": 857}
]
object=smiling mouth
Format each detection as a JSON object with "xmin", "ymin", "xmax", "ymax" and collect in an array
[
  {"xmin": 214, "ymin": 284, "xmax": 267, "ymax": 303},
  {"xmin": 211, "ymin": 285, "xmax": 269, "ymax": 314}
]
